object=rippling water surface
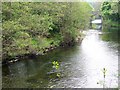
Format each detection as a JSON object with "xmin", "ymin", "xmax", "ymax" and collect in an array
[{"xmin": 2, "ymin": 30, "xmax": 118, "ymax": 88}]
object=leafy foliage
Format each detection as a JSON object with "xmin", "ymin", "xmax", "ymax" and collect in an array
[
  {"xmin": 100, "ymin": 2, "xmax": 119, "ymax": 29},
  {"xmin": 2, "ymin": 2, "xmax": 92, "ymax": 60},
  {"xmin": 52, "ymin": 61, "xmax": 61, "ymax": 78}
]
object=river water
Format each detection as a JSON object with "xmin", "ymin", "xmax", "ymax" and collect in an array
[{"xmin": 2, "ymin": 30, "xmax": 119, "ymax": 88}]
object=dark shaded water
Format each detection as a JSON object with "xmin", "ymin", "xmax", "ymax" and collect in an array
[{"xmin": 2, "ymin": 30, "xmax": 119, "ymax": 88}]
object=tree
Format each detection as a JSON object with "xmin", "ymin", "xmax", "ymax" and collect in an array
[{"xmin": 2, "ymin": 2, "xmax": 92, "ymax": 60}]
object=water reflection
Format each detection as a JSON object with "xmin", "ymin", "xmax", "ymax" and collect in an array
[
  {"xmin": 2, "ymin": 30, "xmax": 118, "ymax": 88},
  {"xmin": 81, "ymin": 30, "xmax": 118, "ymax": 88}
]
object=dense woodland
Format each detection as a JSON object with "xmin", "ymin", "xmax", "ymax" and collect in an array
[
  {"xmin": 2, "ymin": 2, "xmax": 92, "ymax": 61},
  {"xmin": 2, "ymin": 1, "xmax": 120, "ymax": 63},
  {"xmin": 100, "ymin": 1, "xmax": 119, "ymax": 30}
]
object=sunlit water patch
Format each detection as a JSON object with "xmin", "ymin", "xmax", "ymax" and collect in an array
[{"xmin": 2, "ymin": 30, "xmax": 118, "ymax": 88}]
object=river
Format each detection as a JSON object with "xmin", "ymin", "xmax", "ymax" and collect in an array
[{"xmin": 2, "ymin": 30, "xmax": 119, "ymax": 88}]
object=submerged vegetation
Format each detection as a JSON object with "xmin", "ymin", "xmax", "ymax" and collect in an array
[{"xmin": 2, "ymin": 2, "xmax": 92, "ymax": 62}]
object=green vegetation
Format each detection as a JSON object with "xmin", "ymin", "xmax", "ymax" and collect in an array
[
  {"xmin": 97, "ymin": 68, "xmax": 107, "ymax": 88},
  {"xmin": 52, "ymin": 61, "xmax": 61, "ymax": 78},
  {"xmin": 100, "ymin": 2, "xmax": 119, "ymax": 30},
  {"xmin": 52, "ymin": 61, "xmax": 60, "ymax": 70},
  {"xmin": 100, "ymin": 2, "xmax": 120, "ymax": 43},
  {"xmin": 2, "ymin": 2, "xmax": 92, "ymax": 61},
  {"xmin": 97, "ymin": 68, "xmax": 118, "ymax": 89}
]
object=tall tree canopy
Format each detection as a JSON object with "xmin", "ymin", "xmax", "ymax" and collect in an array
[
  {"xmin": 100, "ymin": 1, "xmax": 119, "ymax": 29},
  {"xmin": 101, "ymin": 2, "xmax": 119, "ymax": 21}
]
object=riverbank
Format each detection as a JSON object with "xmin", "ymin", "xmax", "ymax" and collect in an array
[
  {"xmin": 2, "ymin": 30, "xmax": 118, "ymax": 88},
  {"xmin": 2, "ymin": 2, "xmax": 92, "ymax": 66},
  {"xmin": 2, "ymin": 32, "xmax": 85, "ymax": 65}
]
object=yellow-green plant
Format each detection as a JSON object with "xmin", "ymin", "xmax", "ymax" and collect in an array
[
  {"xmin": 97, "ymin": 68, "xmax": 107, "ymax": 88},
  {"xmin": 102, "ymin": 68, "xmax": 107, "ymax": 78},
  {"xmin": 52, "ymin": 61, "xmax": 59, "ymax": 70},
  {"xmin": 52, "ymin": 61, "xmax": 61, "ymax": 78}
]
